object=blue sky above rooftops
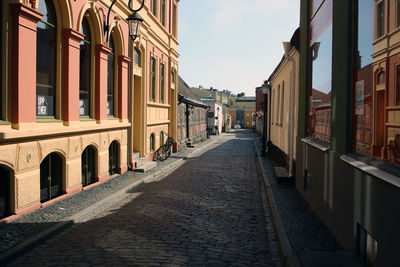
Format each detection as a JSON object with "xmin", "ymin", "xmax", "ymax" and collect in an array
[{"xmin": 178, "ymin": 0, "xmax": 300, "ymax": 97}]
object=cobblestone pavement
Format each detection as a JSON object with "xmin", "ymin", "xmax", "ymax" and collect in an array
[
  {"xmin": 0, "ymin": 140, "xmax": 211, "ymax": 255},
  {"xmin": 6, "ymin": 130, "xmax": 282, "ymax": 266}
]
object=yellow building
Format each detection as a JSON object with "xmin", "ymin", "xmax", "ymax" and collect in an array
[
  {"xmin": 0, "ymin": 0, "xmax": 179, "ymax": 221},
  {"xmin": 267, "ymin": 29, "xmax": 299, "ymax": 177}
]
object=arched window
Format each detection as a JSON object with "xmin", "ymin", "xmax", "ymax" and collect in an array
[
  {"xmin": 160, "ymin": 63, "xmax": 165, "ymax": 103},
  {"xmin": 150, "ymin": 133, "xmax": 155, "ymax": 151},
  {"xmin": 161, "ymin": 0, "xmax": 166, "ymax": 26},
  {"xmin": 109, "ymin": 141, "xmax": 119, "ymax": 175},
  {"xmin": 82, "ymin": 146, "xmax": 96, "ymax": 187},
  {"xmin": 107, "ymin": 34, "xmax": 116, "ymax": 116},
  {"xmin": 134, "ymin": 47, "xmax": 141, "ymax": 67},
  {"xmin": 0, "ymin": 166, "xmax": 11, "ymax": 219},
  {"xmin": 37, "ymin": 0, "xmax": 57, "ymax": 117},
  {"xmin": 40, "ymin": 153, "xmax": 63, "ymax": 203},
  {"xmin": 80, "ymin": 15, "xmax": 92, "ymax": 117},
  {"xmin": 160, "ymin": 132, "xmax": 164, "ymax": 146}
]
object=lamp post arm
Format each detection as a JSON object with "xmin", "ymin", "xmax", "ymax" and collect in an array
[
  {"xmin": 105, "ymin": 0, "xmax": 118, "ymax": 42},
  {"xmin": 128, "ymin": 0, "xmax": 145, "ymax": 13}
]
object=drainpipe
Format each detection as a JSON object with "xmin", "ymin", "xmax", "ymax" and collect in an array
[{"xmin": 283, "ymin": 42, "xmax": 296, "ymax": 178}]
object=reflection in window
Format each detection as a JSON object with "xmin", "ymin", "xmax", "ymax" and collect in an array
[
  {"xmin": 309, "ymin": 0, "xmax": 332, "ymax": 143},
  {"xmin": 160, "ymin": 63, "xmax": 165, "ymax": 103},
  {"xmin": 80, "ymin": 16, "xmax": 92, "ymax": 117},
  {"xmin": 107, "ymin": 35, "xmax": 115, "ymax": 116},
  {"xmin": 37, "ymin": 0, "xmax": 57, "ymax": 117}
]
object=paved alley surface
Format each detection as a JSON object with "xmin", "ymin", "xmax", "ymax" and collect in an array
[{"xmin": 6, "ymin": 131, "xmax": 282, "ymax": 266}]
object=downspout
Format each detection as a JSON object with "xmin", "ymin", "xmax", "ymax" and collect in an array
[{"xmin": 283, "ymin": 42, "xmax": 296, "ymax": 178}]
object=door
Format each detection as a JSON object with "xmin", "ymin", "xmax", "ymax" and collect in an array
[
  {"xmin": 0, "ymin": 166, "xmax": 10, "ymax": 219},
  {"xmin": 40, "ymin": 153, "xmax": 63, "ymax": 203},
  {"xmin": 109, "ymin": 141, "xmax": 119, "ymax": 175},
  {"xmin": 82, "ymin": 146, "xmax": 96, "ymax": 187}
]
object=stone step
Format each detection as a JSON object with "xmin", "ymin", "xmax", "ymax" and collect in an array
[
  {"xmin": 132, "ymin": 152, "xmax": 140, "ymax": 161},
  {"xmin": 134, "ymin": 161, "xmax": 157, "ymax": 173},
  {"xmin": 274, "ymin": 166, "xmax": 289, "ymax": 179},
  {"xmin": 135, "ymin": 157, "xmax": 150, "ymax": 168}
]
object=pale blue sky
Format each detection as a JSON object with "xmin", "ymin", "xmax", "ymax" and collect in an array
[{"xmin": 178, "ymin": 0, "xmax": 300, "ymax": 96}]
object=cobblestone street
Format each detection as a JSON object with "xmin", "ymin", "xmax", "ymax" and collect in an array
[{"xmin": 6, "ymin": 131, "xmax": 282, "ymax": 266}]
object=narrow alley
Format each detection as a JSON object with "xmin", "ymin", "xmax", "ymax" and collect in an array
[{"xmin": 5, "ymin": 131, "xmax": 282, "ymax": 266}]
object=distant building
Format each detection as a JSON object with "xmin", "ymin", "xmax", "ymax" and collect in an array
[{"xmin": 201, "ymin": 99, "xmax": 223, "ymax": 135}]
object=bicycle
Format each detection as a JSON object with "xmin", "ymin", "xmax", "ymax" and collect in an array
[{"xmin": 155, "ymin": 131, "xmax": 174, "ymax": 161}]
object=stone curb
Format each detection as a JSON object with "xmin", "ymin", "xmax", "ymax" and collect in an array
[
  {"xmin": 0, "ymin": 138, "xmax": 217, "ymax": 264},
  {"xmin": 252, "ymin": 139, "xmax": 302, "ymax": 267}
]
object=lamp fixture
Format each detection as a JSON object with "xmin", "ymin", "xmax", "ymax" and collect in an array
[{"xmin": 105, "ymin": 0, "xmax": 145, "ymax": 42}]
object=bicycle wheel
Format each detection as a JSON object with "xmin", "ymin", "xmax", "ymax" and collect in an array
[{"xmin": 157, "ymin": 144, "xmax": 170, "ymax": 161}]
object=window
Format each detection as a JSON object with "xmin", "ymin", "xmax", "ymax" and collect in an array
[
  {"xmin": 152, "ymin": 0, "xmax": 157, "ymax": 16},
  {"xmin": 397, "ymin": 66, "xmax": 400, "ymax": 106},
  {"xmin": 280, "ymin": 81, "xmax": 285, "ymax": 125},
  {"xmin": 150, "ymin": 133, "xmax": 155, "ymax": 151},
  {"xmin": 172, "ymin": 3, "xmax": 177, "ymax": 37},
  {"xmin": 37, "ymin": 0, "xmax": 57, "ymax": 118},
  {"xmin": 160, "ymin": 63, "xmax": 165, "ymax": 103},
  {"xmin": 309, "ymin": 0, "xmax": 332, "ymax": 143},
  {"xmin": 171, "ymin": 70, "xmax": 175, "ymax": 84},
  {"xmin": 161, "ymin": 0, "xmax": 166, "ymax": 26},
  {"xmin": 80, "ymin": 16, "xmax": 92, "ymax": 117},
  {"xmin": 134, "ymin": 47, "xmax": 141, "ymax": 67},
  {"xmin": 353, "ymin": 0, "xmax": 373, "ymax": 157},
  {"xmin": 160, "ymin": 132, "xmax": 164, "ymax": 146},
  {"xmin": 151, "ymin": 58, "xmax": 156, "ymax": 101},
  {"xmin": 271, "ymin": 90, "xmax": 274, "ymax": 124},
  {"xmin": 376, "ymin": 1, "xmax": 384, "ymax": 38},
  {"xmin": 107, "ymin": 34, "xmax": 116, "ymax": 116},
  {"xmin": 398, "ymin": 0, "xmax": 400, "ymax": 27},
  {"xmin": 277, "ymin": 85, "xmax": 280, "ymax": 124}
]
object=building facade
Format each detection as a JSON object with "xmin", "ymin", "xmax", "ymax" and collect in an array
[
  {"xmin": 0, "ymin": 0, "xmax": 179, "ymax": 221},
  {"xmin": 267, "ymin": 30, "xmax": 299, "ymax": 173},
  {"xmin": 177, "ymin": 77, "xmax": 208, "ymax": 149},
  {"xmin": 296, "ymin": 0, "xmax": 400, "ymax": 265},
  {"xmin": 202, "ymin": 99, "xmax": 223, "ymax": 135}
]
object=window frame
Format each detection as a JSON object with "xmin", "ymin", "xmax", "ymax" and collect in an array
[
  {"xmin": 376, "ymin": 0, "xmax": 384, "ymax": 39},
  {"xmin": 79, "ymin": 15, "xmax": 94, "ymax": 118},
  {"xmin": 152, "ymin": 0, "xmax": 157, "ymax": 17},
  {"xmin": 280, "ymin": 81, "xmax": 285, "ymax": 126},
  {"xmin": 107, "ymin": 33, "xmax": 118, "ymax": 117},
  {"xmin": 151, "ymin": 57, "xmax": 156, "ymax": 102},
  {"xmin": 150, "ymin": 133, "xmax": 155, "ymax": 151},
  {"xmin": 160, "ymin": 62, "xmax": 165, "ymax": 103},
  {"xmin": 36, "ymin": 0, "xmax": 58, "ymax": 119}
]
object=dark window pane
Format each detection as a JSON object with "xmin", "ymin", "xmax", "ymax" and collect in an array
[
  {"xmin": 107, "ymin": 36, "xmax": 115, "ymax": 116},
  {"xmin": 160, "ymin": 63, "xmax": 164, "ymax": 103},
  {"xmin": 377, "ymin": 2, "xmax": 384, "ymax": 38},
  {"xmin": 80, "ymin": 16, "xmax": 91, "ymax": 117},
  {"xmin": 134, "ymin": 48, "xmax": 140, "ymax": 67},
  {"xmin": 161, "ymin": 0, "xmax": 166, "ymax": 26},
  {"xmin": 0, "ymin": 166, "xmax": 10, "ymax": 219},
  {"xmin": 151, "ymin": 58, "xmax": 156, "ymax": 101},
  {"xmin": 36, "ymin": 0, "xmax": 57, "ymax": 117},
  {"xmin": 40, "ymin": 153, "xmax": 63, "ymax": 203},
  {"xmin": 152, "ymin": 0, "xmax": 157, "ymax": 16}
]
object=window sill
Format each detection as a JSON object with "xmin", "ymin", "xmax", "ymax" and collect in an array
[
  {"xmin": 80, "ymin": 117, "xmax": 95, "ymax": 122},
  {"xmin": 0, "ymin": 120, "xmax": 11, "ymax": 125},
  {"xmin": 301, "ymin": 138, "xmax": 330, "ymax": 152},
  {"xmin": 36, "ymin": 117, "xmax": 63, "ymax": 123},
  {"xmin": 107, "ymin": 116, "xmax": 119, "ymax": 120},
  {"xmin": 341, "ymin": 155, "xmax": 400, "ymax": 189}
]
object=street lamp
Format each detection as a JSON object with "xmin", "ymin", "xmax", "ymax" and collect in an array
[
  {"xmin": 105, "ymin": 0, "xmax": 145, "ymax": 42},
  {"xmin": 261, "ymin": 82, "xmax": 271, "ymax": 156}
]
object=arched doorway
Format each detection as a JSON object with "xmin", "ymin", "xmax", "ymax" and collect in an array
[
  {"xmin": 109, "ymin": 141, "xmax": 119, "ymax": 175},
  {"xmin": 0, "ymin": 166, "xmax": 11, "ymax": 219},
  {"xmin": 40, "ymin": 153, "xmax": 63, "ymax": 203},
  {"xmin": 81, "ymin": 146, "xmax": 96, "ymax": 187}
]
